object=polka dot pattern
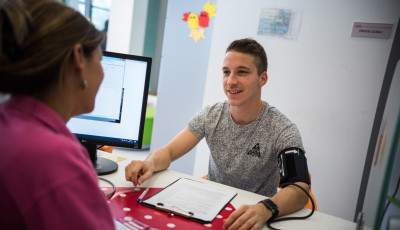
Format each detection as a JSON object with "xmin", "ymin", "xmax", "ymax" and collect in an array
[
  {"xmin": 167, "ymin": 223, "xmax": 176, "ymax": 228},
  {"xmin": 108, "ymin": 187, "xmax": 236, "ymax": 230}
]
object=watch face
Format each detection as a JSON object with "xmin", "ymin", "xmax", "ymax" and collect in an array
[{"xmin": 266, "ymin": 200, "xmax": 278, "ymax": 211}]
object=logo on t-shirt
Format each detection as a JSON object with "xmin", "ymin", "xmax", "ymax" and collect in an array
[{"xmin": 247, "ymin": 143, "xmax": 261, "ymax": 158}]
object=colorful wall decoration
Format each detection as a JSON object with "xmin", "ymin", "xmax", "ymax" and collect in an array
[{"xmin": 182, "ymin": 1, "xmax": 216, "ymax": 42}]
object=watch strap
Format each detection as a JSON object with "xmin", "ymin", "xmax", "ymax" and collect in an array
[{"xmin": 259, "ymin": 199, "xmax": 279, "ymax": 221}]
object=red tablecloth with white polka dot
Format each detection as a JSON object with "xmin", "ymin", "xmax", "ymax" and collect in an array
[{"xmin": 102, "ymin": 187, "xmax": 236, "ymax": 230}]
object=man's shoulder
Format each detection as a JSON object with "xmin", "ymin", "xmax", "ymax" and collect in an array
[
  {"xmin": 199, "ymin": 101, "xmax": 229, "ymax": 116},
  {"xmin": 205, "ymin": 101, "xmax": 228, "ymax": 110},
  {"xmin": 262, "ymin": 102, "xmax": 295, "ymax": 126}
]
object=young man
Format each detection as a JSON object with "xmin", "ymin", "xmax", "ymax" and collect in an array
[{"xmin": 125, "ymin": 38, "xmax": 311, "ymax": 230}]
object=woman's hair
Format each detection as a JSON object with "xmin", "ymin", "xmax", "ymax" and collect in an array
[
  {"xmin": 0, "ymin": 0, "xmax": 104, "ymax": 94},
  {"xmin": 226, "ymin": 38, "xmax": 268, "ymax": 75}
]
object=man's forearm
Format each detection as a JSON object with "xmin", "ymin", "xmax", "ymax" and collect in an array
[
  {"xmin": 269, "ymin": 182, "xmax": 310, "ymax": 217},
  {"xmin": 145, "ymin": 147, "xmax": 172, "ymax": 172}
]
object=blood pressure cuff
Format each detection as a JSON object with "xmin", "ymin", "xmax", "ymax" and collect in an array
[{"xmin": 278, "ymin": 147, "xmax": 311, "ymax": 188}]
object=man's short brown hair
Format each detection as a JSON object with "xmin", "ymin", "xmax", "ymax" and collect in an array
[{"xmin": 226, "ymin": 38, "xmax": 268, "ymax": 75}]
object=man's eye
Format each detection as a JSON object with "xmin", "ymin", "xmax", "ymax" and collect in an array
[{"xmin": 238, "ymin": 71, "xmax": 248, "ymax": 75}]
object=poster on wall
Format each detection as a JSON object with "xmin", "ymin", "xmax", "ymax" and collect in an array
[
  {"xmin": 182, "ymin": 0, "xmax": 216, "ymax": 42},
  {"xmin": 257, "ymin": 8, "xmax": 302, "ymax": 40}
]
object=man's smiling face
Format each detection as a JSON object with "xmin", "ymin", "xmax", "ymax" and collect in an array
[{"xmin": 222, "ymin": 51, "xmax": 265, "ymax": 108}]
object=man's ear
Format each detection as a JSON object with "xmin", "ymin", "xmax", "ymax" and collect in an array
[
  {"xmin": 260, "ymin": 71, "xmax": 268, "ymax": 86},
  {"xmin": 71, "ymin": 44, "xmax": 85, "ymax": 76}
]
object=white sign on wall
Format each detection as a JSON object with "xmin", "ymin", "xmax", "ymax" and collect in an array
[{"xmin": 351, "ymin": 22, "xmax": 393, "ymax": 39}]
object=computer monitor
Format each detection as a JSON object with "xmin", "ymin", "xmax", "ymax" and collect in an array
[{"xmin": 67, "ymin": 51, "xmax": 151, "ymax": 175}]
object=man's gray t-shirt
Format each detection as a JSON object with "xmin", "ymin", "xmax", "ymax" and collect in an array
[{"xmin": 188, "ymin": 101, "xmax": 304, "ymax": 197}]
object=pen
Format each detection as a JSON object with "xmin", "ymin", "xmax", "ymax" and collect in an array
[{"xmin": 136, "ymin": 187, "xmax": 149, "ymax": 203}]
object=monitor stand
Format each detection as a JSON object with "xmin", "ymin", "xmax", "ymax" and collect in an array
[{"xmin": 81, "ymin": 142, "xmax": 118, "ymax": 175}]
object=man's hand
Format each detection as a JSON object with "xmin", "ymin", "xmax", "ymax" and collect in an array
[
  {"xmin": 222, "ymin": 203, "xmax": 270, "ymax": 230},
  {"xmin": 125, "ymin": 160, "xmax": 154, "ymax": 186}
]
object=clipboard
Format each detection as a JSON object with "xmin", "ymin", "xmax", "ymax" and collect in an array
[{"xmin": 140, "ymin": 178, "xmax": 237, "ymax": 224}]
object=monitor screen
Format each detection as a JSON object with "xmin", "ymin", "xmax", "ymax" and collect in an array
[{"xmin": 67, "ymin": 51, "xmax": 151, "ymax": 174}]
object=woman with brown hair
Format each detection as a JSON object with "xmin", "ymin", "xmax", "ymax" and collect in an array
[{"xmin": 0, "ymin": 0, "xmax": 115, "ymax": 229}]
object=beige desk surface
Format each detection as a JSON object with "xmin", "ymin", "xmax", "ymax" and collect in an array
[{"xmin": 99, "ymin": 147, "xmax": 356, "ymax": 230}]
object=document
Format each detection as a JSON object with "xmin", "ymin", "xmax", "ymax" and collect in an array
[{"xmin": 141, "ymin": 178, "xmax": 237, "ymax": 223}]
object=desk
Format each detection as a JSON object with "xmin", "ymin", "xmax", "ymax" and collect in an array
[{"xmin": 99, "ymin": 147, "xmax": 356, "ymax": 230}]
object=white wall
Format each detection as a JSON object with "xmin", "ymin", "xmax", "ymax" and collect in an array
[
  {"xmin": 194, "ymin": 0, "xmax": 400, "ymax": 221},
  {"xmin": 150, "ymin": 0, "xmax": 216, "ymax": 175},
  {"xmin": 129, "ymin": 0, "xmax": 148, "ymax": 55},
  {"xmin": 107, "ymin": 0, "xmax": 148, "ymax": 54}
]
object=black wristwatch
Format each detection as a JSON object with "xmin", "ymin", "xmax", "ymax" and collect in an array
[{"xmin": 259, "ymin": 199, "xmax": 279, "ymax": 221}]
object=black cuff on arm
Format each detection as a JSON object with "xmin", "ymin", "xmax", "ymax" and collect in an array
[{"xmin": 278, "ymin": 147, "xmax": 311, "ymax": 188}]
